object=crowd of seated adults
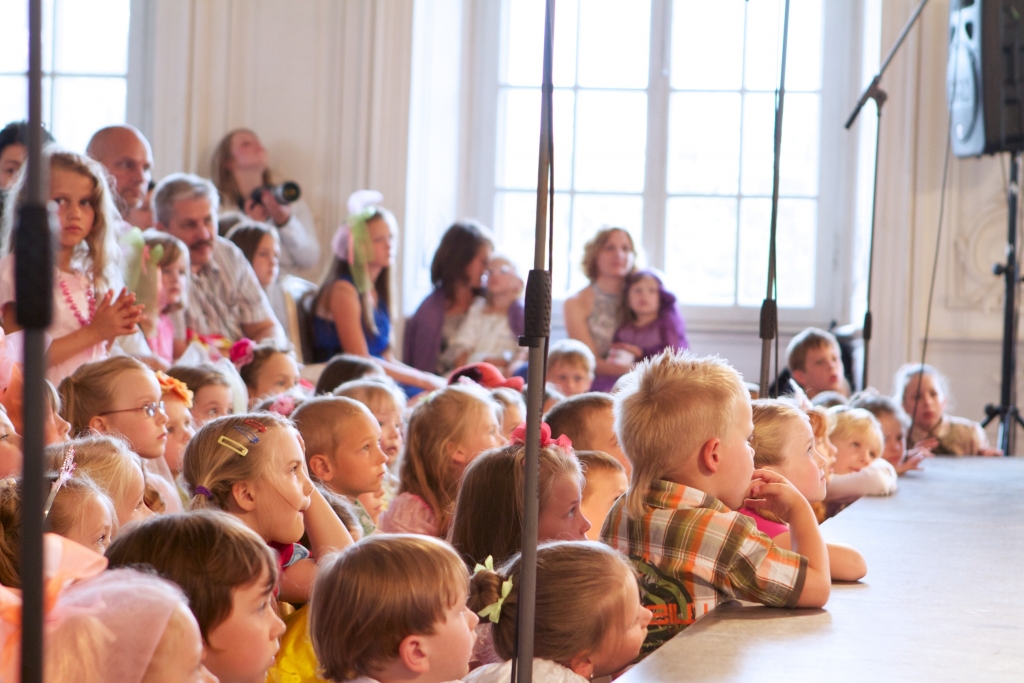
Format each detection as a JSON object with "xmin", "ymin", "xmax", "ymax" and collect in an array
[{"xmin": 0, "ymin": 117, "xmax": 1005, "ymax": 683}]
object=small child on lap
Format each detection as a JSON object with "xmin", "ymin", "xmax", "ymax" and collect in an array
[{"xmin": 601, "ymin": 350, "xmax": 830, "ymax": 656}]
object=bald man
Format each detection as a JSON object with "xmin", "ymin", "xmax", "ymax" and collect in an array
[{"xmin": 87, "ymin": 125, "xmax": 154, "ymax": 227}]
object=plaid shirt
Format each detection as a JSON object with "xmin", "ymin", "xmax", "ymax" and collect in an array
[
  {"xmin": 186, "ymin": 237, "xmax": 282, "ymax": 343},
  {"xmin": 601, "ymin": 479, "xmax": 807, "ymax": 655}
]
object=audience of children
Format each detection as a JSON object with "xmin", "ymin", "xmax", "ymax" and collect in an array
[
  {"xmin": 546, "ymin": 339, "xmax": 595, "ymax": 397},
  {"xmin": 896, "ymin": 363, "xmax": 999, "ymax": 456},
  {"xmin": 824, "ymin": 406, "xmax": 898, "ymax": 502},
  {"xmin": 786, "ymin": 327, "xmax": 850, "ymax": 399}
]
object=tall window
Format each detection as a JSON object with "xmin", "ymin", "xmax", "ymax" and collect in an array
[
  {"xmin": 0, "ymin": 0, "xmax": 131, "ymax": 153},
  {"xmin": 490, "ymin": 0, "xmax": 825, "ymax": 310}
]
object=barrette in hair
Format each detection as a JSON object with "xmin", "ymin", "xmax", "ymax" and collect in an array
[
  {"xmin": 242, "ymin": 419, "xmax": 267, "ymax": 433},
  {"xmin": 218, "ymin": 435, "xmax": 249, "ymax": 457},
  {"xmin": 43, "ymin": 446, "xmax": 77, "ymax": 518},
  {"xmin": 233, "ymin": 424, "xmax": 261, "ymax": 444}
]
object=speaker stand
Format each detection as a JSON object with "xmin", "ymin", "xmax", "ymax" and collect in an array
[{"xmin": 980, "ymin": 151, "xmax": 1024, "ymax": 455}]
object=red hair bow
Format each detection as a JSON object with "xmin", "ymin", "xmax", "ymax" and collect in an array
[
  {"xmin": 229, "ymin": 338, "xmax": 257, "ymax": 368},
  {"xmin": 509, "ymin": 422, "xmax": 572, "ymax": 451}
]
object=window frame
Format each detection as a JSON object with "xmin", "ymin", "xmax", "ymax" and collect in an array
[{"xmin": 460, "ymin": 0, "xmax": 864, "ymax": 334}]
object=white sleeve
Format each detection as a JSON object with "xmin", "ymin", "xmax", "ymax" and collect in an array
[
  {"xmin": 827, "ymin": 459, "xmax": 898, "ymax": 500},
  {"xmin": 275, "ymin": 199, "xmax": 320, "ymax": 270}
]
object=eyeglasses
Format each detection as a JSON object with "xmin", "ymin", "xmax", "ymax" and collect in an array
[{"xmin": 99, "ymin": 401, "xmax": 166, "ymax": 419}]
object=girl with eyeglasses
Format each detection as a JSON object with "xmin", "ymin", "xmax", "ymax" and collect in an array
[{"xmin": 58, "ymin": 355, "xmax": 179, "ymax": 513}]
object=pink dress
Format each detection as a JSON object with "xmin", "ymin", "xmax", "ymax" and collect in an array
[
  {"xmin": 0, "ymin": 256, "xmax": 112, "ymax": 385},
  {"xmin": 377, "ymin": 492, "xmax": 439, "ymax": 536},
  {"xmin": 738, "ymin": 506, "xmax": 789, "ymax": 539},
  {"xmin": 149, "ymin": 314, "xmax": 175, "ymax": 364}
]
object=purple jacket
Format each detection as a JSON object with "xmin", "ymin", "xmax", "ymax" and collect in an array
[{"xmin": 403, "ymin": 289, "xmax": 526, "ymax": 373}]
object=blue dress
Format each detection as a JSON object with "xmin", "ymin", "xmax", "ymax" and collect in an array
[{"xmin": 312, "ymin": 274, "xmax": 390, "ymax": 363}]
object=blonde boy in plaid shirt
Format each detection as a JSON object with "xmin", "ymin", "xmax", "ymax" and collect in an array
[{"xmin": 601, "ymin": 350, "xmax": 831, "ymax": 655}]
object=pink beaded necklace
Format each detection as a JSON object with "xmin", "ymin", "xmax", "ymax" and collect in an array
[{"xmin": 59, "ymin": 276, "xmax": 96, "ymax": 328}]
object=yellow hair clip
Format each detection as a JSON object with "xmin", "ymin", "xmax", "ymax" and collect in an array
[{"xmin": 218, "ymin": 435, "xmax": 248, "ymax": 457}]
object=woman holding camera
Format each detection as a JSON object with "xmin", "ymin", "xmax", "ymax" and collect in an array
[{"xmin": 212, "ymin": 128, "xmax": 320, "ymax": 276}]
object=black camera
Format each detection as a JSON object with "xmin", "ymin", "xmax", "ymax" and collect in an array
[{"xmin": 250, "ymin": 181, "xmax": 301, "ymax": 206}]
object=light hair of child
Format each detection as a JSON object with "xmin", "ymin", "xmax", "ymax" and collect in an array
[
  {"xmin": 468, "ymin": 540, "xmax": 634, "ymax": 663},
  {"xmin": 142, "ymin": 228, "xmax": 190, "ymax": 312},
  {"xmin": 828, "ymin": 406, "xmax": 884, "ymax": 455},
  {"xmin": 45, "ymin": 472, "xmax": 116, "ymax": 545},
  {"xmin": 309, "ymin": 534, "xmax": 470, "ymax": 682},
  {"xmin": 576, "ymin": 450, "xmax": 625, "ymax": 478},
  {"xmin": 545, "ymin": 392, "xmax": 613, "ymax": 447},
  {"xmin": 399, "ymin": 384, "xmax": 498, "ymax": 535},
  {"xmin": 182, "ymin": 412, "xmax": 292, "ymax": 511},
  {"xmin": 44, "ymin": 435, "xmax": 145, "ymax": 524},
  {"xmin": 167, "ymin": 363, "xmax": 230, "ymax": 394},
  {"xmin": 0, "ymin": 477, "xmax": 21, "ymax": 586},
  {"xmin": 333, "ymin": 378, "xmax": 406, "ymax": 419},
  {"xmin": 490, "ymin": 387, "xmax": 526, "ymax": 437},
  {"xmin": 751, "ymin": 400, "xmax": 812, "ymax": 469},
  {"xmin": 291, "ymin": 396, "xmax": 371, "ymax": 473},
  {"xmin": 315, "ymin": 353, "xmax": 384, "ymax": 395},
  {"xmin": 850, "ymin": 393, "xmax": 909, "ymax": 429},
  {"xmin": 105, "ymin": 510, "xmax": 278, "ymax": 642},
  {"xmin": 448, "ymin": 441, "xmax": 583, "ymax": 568},
  {"xmin": 3, "ymin": 149, "xmax": 121, "ymax": 293},
  {"xmin": 893, "ymin": 363, "xmax": 951, "ymax": 406},
  {"xmin": 786, "ymin": 327, "xmax": 839, "ymax": 372},
  {"xmin": 615, "ymin": 350, "xmax": 748, "ymax": 518},
  {"xmin": 548, "ymin": 339, "xmax": 596, "ymax": 375},
  {"xmin": 57, "ymin": 356, "xmax": 152, "ymax": 434}
]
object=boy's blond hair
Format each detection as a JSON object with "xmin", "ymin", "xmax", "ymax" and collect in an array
[
  {"xmin": 827, "ymin": 406, "xmax": 883, "ymax": 455},
  {"xmin": 291, "ymin": 396, "xmax": 372, "ymax": 470},
  {"xmin": 547, "ymin": 339, "xmax": 596, "ymax": 375},
  {"xmin": 545, "ymin": 392, "xmax": 613, "ymax": 448},
  {"xmin": 616, "ymin": 350, "xmax": 748, "ymax": 517},
  {"xmin": 751, "ymin": 399, "xmax": 811, "ymax": 468},
  {"xmin": 786, "ymin": 327, "xmax": 839, "ymax": 372},
  {"xmin": 333, "ymin": 378, "xmax": 406, "ymax": 418},
  {"xmin": 309, "ymin": 534, "xmax": 469, "ymax": 681}
]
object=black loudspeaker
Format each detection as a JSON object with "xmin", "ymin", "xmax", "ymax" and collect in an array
[{"xmin": 948, "ymin": 0, "xmax": 1024, "ymax": 157}]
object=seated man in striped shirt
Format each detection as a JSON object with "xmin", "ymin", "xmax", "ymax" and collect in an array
[
  {"xmin": 601, "ymin": 350, "xmax": 831, "ymax": 657},
  {"xmin": 154, "ymin": 173, "xmax": 285, "ymax": 347}
]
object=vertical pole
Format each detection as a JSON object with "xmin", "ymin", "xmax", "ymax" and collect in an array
[
  {"xmin": 515, "ymin": 1, "xmax": 555, "ymax": 681},
  {"xmin": 19, "ymin": 0, "xmax": 53, "ymax": 682},
  {"xmin": 861, "ymin": 101, "xmax": 884, "ymax": 391},
  {"xmin": 997, "ymin": 152, "xmax": 1020, "ymax": 455}
]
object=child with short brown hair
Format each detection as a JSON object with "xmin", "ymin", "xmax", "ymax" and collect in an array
[
  {"xmin": 602, "ymin": 350, "xmax": 830, "ymax": 655},
  {"xmin": 786, "ymin": 327, "xmax": 848, "ymax": 398},
  {"xmin": 167, "ymin": 362, "xmax": 234, "ymax": 426},
  {"xmin": 309, "ymin": 534, "xmax": 478, "ymax": 683},
  {"xmin": 105, "ymin": 510, "xmax": 285, "ymax": 683},
  {"xmin": 545, "ymin": 391, "xmax": 628, "ymax": 473},
  {"xmin": 230, "ymin": 338, "xmax": 301, "ymax": 407},
  {"xmin": 547, "ymin": 339, "xmax": 596, "ymax": 397},
  {"xmin": 576, "ymin": 450, "xmax": 627, "ymax": 541}
]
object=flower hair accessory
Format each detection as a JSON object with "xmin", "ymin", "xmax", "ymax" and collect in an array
[
  {"xmin": 509, "ymin": 422, "xmax": 572, "ymax": 452},
  {"xmin": 268, "ymin": 393, "xmax": 297, "ymax": 417},
  {"xmin": 43, "ymin": 446, "xmax": 76, "ymax": 518},
  {"xmin": 330, "ymin": 190, "xmax": 384, "ymax": 295},
  {"xmin": 156, "ymin": 371, "xmax": 194, "ymax": 409},
  {"xmin": 229, "ymin": 338, "xmax": 257, "ymax": 369}
]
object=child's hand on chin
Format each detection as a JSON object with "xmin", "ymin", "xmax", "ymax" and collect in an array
[{"xmin": 743, "ymin": 468, "xmax": 810, "ymax": 523}]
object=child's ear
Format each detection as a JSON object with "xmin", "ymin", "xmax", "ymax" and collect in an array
[
  {"xmin": 307, "ymin": 454, "xmax": 332, "ymax": 482},
  {"xmin": 230, "ymin": 480, "xmax": 258, "ymax": 512},
  {"xmin": 446, "ymin": 440, "xmax": 467, "ymax": 467},
  {"xmin": 697, "ymin": 437, "xmax": 721, "ymax": 474},
  {"xmin": 791, "ymin": 368, "xmax": 808, "ymax": 388},
  {"xmin": 568, "ymin": 651, "xmax": 595, "ymax": 679},
  {"xmin": 87, "ymin": 415, "xmax": 108, "ymax": 433},
  {"xmin": 397, "ymin": 634, "xmax": 430, "ymax": 674}
]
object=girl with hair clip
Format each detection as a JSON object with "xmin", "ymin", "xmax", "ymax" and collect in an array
[
  {"xmin": 742, "ymin": 400, "xmax": 867, "ymax": 582},
  {"xmin": 57, "ymin": 355, "xmax": 179, "ymax": 513},
  {"xmin": 895, "ymin": 363, "xmax": 1000, "ymax": 456},
  {"xmin": 229, "ymin": 337, "xmax": 302, "ymax": 407},
  {"xmin": 465, "ymin": 541, "xmax": 652, "ymax": 682},
  {"xmin": 564, "ymin": 227, "xmax": 639, "ymax": 392},
  {"xmin": 211, "ymin": 128, "xmax": 320, "ymax": 275},
  {"xmin": 613, "ymin": 268, "xmax": 689, "ymax": 363},
  {"xmin": 449, "ymin": 423, "xmax": 590, "ymax": 570},
  {"xmin": 141, "ymin": 228, "xmax": 190, "ymax": 363},
  {"xmin": 182, "ymin": 412, "xmax": 354, "ymax": 603},
  {"xmin": 0, "ymin": 148, "xmax": 144, "ymax": 385},
  {"xmin": 314, "ymin": 190, "xmax": 444, "ymax": 393},
  {"xmin": 379, "ymin": 384, "xmax": 505, "ymax": 537},
  {"xmin": 405, "ymin": 219, "xmax": 524, "ymax": 376},
  {"xmin": 46, "ymin": 434, "xmax": 151, "ymax": 529},
  {"xmin": 0, "ymin": 538, "xmax": 216, "ymax": 683}
]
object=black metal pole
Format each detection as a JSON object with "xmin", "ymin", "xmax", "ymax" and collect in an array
[
  {"xmin": 514, "ymin": 1, "xmax": 555, "ymax": 681},
  {"xmin": 845, "ymin": 0, "xmax": 929, "ymax": 390},
  {"xmin": 758, "ymin": 0, "xmax": 791, "ymax": 397},
  {"xmin": 19, "ymin": 0, "xmax": 53, "ymax": 681}
]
